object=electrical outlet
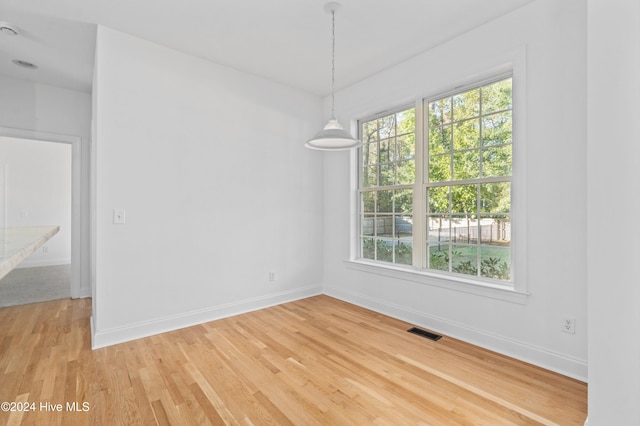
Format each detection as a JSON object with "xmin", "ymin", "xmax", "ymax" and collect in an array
[
  {"xmin": 268, "ymin": 271, "xmax": 276, "ymax": 282},
  {"xmin": 42, "ymin": 246, "xmax": 48, "ymax": 254},
  {"xmin": 561, "ymin": 315, "xmax": 576, "ymax": 334}
]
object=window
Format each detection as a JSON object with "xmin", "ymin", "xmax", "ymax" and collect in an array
[
  {"xmin": 358, "ymin": 76, "xmax": 513, "ymax": 286},
  {"xmin": 359, "ymin": 108, "xmax": 415, "ymax": 265}
]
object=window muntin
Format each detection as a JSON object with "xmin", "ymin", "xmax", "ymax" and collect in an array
[{"xmin": 358, "ymin": 77, "xmax": 513, "ymax": 285}]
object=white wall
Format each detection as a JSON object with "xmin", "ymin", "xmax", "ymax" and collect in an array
[
  {"xmin": 587, "ymin": 0, "xmax": 640, "ymax": 424},
  {"xmin": 0, "ymin": 75, "xmax": 92, "ymax": 297},
  {"xmin": 0, "ymin": 136, "xmax": 71, "ymax": 266},
  {"xmin": 91, "ymin": 27, "xmax": 324, "ymax": 347},
  {"xmin": 323, "ymin": 0, "xmax": 588, "ymax": 380}
]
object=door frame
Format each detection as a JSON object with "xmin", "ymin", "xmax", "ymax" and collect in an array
[{"xmin": 0, "ymin": 126, "xmax": 83, "ymax": 298}]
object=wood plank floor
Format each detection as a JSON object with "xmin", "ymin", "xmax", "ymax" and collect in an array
[{"xmin": 0, "ymin": 295, "xmax": 587, "ymax": 425}]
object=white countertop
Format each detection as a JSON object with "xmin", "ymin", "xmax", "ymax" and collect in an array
[{"xmin": 0, "ymin": 226, "xmax": 60, "ymax": 281}]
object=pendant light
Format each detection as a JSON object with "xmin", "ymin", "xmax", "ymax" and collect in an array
[{"xmin": 305, "ymin": 2, "xmax": 361, "ymax": 151}]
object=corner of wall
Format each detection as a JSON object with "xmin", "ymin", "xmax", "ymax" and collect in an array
[
  {"xmin": 325, "ymin": 285, "xmax": 588, "ymax": 382},
  {"xmin": 92, "ymin": 285, "xmax": 322, "ymax": 349}
]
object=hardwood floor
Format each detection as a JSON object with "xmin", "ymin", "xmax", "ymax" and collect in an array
[{"xmin": 0, "ymin": 295, "xmax": 587, "ymax": 425}]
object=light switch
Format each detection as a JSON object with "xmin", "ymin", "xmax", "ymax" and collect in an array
[{"xmin": 113, "ymin": 209, "xmax": 126, "ymax": 224}]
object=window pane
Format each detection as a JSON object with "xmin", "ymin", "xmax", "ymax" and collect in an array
[
  {"xmin": 395, "ymin": 239, "xmax": 413, "ymax": 265},
  {"xmin": 397, "ymin": 134, "xmax": 415, "ymax": 160},
  {"xmin": 428, "ymin": 243, "xmax": 450, "ymax": 272},
  {"xmin": 362, "ymin": 214, "xmax": 375, "ymax": 236},
  {"xmin": 479, "ymin": 215, "xmax": 510, "ymax": 245},
  {"xmin": 482, "ymin": 78, "xmax": 512, "ymax": 114},
  {"xmin": 429, "ymin": 98, "xmax": 452, "ymax": 127},
  {"xmin": 482, "ymin": 146, "xmax": 512, "ymax": 177},
  {"xmin": 377, "ymin": 190, "xmax": 393, "ymax": 213},
  {"xmin": 363, "ymin": 165, "xmax": 377, "ymax": 187},
  {"xmin": 453, "ymin": 88, "xmax": 480, "ymax": 121},
  {"xmin": 453, "ymin": 119, "xmax": 480, "ymax": 150},
  {"xmin": 397, "ymin": 109, "xmax": 415, "ymax": 135},
  {"xmin": 379, "ymin": 139, "xmax": 394, "ymax": 163},
  {"xmin": 379, "ymin": 163, "xmax": 395, "ymax": 186},
  {"xmin": 429, "ymin": 125, "xmax": 452, "ymax": 155},
  {"xmin": 479, "ymin": 215, "xmax": 511, "ymax": 280},
  {"xmin": 451, "ymin": 215, "xmax": 475, "ymax": 245},
  {"xmin": 362, "ymin": 121, "xmax": 378, "ymax": 143},
  {"xmin": 482, "ymin": 111, "xmax": 512, "ymax": 146},
  {"xmin": 452, "ymin": 184, "xmax": 477, "ymax": 215},
  {"xmin": 427, "ymin": 215, "xmax": 450, "ymax": 253},
  {"xmin": 428, "ymin": 186, "xmax": 450, "ymax": 214},
  {"xmin": 394, "ymin": 189, "xmax": 413, "ymax": 214},
  {"xmin": 453, "ymin": 151, "xmax": 480, "ymax": 180},
  {"xmin": 480, "ymin": 245, "xmax": 510, "ymax": 280},
  {"xmin": 362, "ymin": 237, "xmax": 375, "ymax": 259},
  {"xmin": 395, "ymin": 215, "xmax": 413, "ymax": 239},
  {"xmin": 377, "ymin": 239, "xmax": 393, "ymax": 262},
  {"xmin": 362, "ymin": 191, "xmax": 375, "ymax": 213},
  {"xmin": 480, "ymin": 182, "xmax": 510, "ymax": 214},
  {"xmin": 396, "ymin": 160, "xmax": 415, "ymax": 185},
  {"xmin": 364, "ymin": 141, "xmax": 378, "ymax": 165},
  {"xmin": 451, "ymin": 245, "xmax": 478, "ymax": 277},
  {"xmin": 429, "ymin": 154, "xmax": 451, "ymax": 182},
  {"xmin": 379, "ymin": 116, "xmax": 396, "ymax": 139},
  {"xmin": 376, "ymin": 216, "xmax": 393, "ymax": 237}
]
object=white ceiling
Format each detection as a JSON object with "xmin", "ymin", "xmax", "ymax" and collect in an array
[{"xmin": 0, "ymin": 0, "xmax": 534, "ymax": 96}]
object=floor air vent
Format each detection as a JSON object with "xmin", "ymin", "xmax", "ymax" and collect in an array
[{"xmin": 407, "ymin": 327, "xmax": 442, "ymax": 341}]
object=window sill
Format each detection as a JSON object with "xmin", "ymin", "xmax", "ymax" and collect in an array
[{"xmin": 343, "ymin": 259, "xmax": 529, "ymax": 304}]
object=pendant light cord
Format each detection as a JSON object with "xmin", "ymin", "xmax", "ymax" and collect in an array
[
  {"xmin": 305, "ymin": 2, "xmax": 361, "ymax": 150},
  {"xmin": 331, "ymin": 8, "xmax": 336, "ymax": 120}
]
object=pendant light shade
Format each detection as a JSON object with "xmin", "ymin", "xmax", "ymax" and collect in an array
[
  {"xmin": 306, "ymin": 2, "xmax": 361, "ymax": 151},
  {"xmin": 305, "ymin": 119, "xmax": 361, "ymax": 150}
]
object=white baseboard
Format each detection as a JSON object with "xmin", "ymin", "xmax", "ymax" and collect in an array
[
  {"xmin": 325, "ymin": 286, "xmax": 588, "ymax": 382},
  {"xmin": 92, "ymin": 285, "xmax": 322, "ymax": 350}
]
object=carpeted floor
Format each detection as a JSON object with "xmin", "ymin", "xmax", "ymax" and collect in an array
[{"xmin": 0, "ymin": 264, "xmax": 71, "ymax": 308}]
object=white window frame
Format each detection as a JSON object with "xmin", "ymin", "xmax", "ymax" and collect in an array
[{"xmin": 347, "ymin": 60, "xmax": 528, "ymax": 304}]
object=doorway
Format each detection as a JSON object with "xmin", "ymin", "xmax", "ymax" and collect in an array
[
  {"xmin": 0, "ymin": 127, "xmax": 83, "ymax": 303},
  {"xmin": 0, "ymin": 136, "xmax": 71, "ymax": 306}
]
